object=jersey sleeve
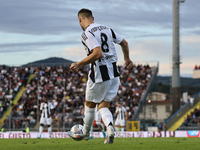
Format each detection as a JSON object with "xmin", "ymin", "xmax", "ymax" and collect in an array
[
  {"xmin": 110, "ymin": 28, "xmax": 123, "ymax": 44},
  {"xmin": 81, "ymin": 31, "xmax": 100, "ymax": 51}
]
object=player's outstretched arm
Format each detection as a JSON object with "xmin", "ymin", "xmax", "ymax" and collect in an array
[
  {"xmin": 119, "ymin": 39, "xmax": 133, "ymax": 69},
  {"xmin": 70, "ymin": 46, "xmax": 103, "ymax": 72}
]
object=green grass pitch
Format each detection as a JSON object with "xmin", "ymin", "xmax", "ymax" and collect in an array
[{"xmin": 0, "ymin": 138, "xmax": 199, "ymax": 150}]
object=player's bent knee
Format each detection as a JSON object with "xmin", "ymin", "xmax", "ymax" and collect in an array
[
  {"xmin": 98, "ymin": 101, "xmax": 110, "ymax": 110},
  {"xmin": 85, "ymin": 100, "xmax": 96, "ymax": 108}
]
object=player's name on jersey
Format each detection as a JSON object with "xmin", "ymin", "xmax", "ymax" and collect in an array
[{"xmin": 90, "ymin": 26, "xmax": 109, "ymax": 33}]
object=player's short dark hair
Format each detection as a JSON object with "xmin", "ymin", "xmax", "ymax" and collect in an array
[{"xmin": 78, "ymin": 8, "xmax": 93, "ymax": 18}]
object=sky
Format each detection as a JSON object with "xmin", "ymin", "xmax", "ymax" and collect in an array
[{"xmin": 0, "ymin": 0, "xmax": 199, "ymax": 77}]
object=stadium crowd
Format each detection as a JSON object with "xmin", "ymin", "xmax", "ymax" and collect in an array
[
  {"xmin": 0, "ymin": 63, "xmax": 155, "ymax": 130},
  {"xmin": 0, "ymin": 66, "xmax": 30, "ymax": 119},
  {"xmin": 182, "ymin": 107, "xmax": 200, "ymax": 127},
  {"xmin": 194, "ymin": 65, "xmax": 200, "ymax": 70}
]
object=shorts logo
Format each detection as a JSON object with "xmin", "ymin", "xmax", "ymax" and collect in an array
[{"xmin": 186, "ymin": 131, "xmax": 200, "ymax": 137}]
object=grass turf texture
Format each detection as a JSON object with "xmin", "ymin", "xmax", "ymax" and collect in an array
[{"xmin": 0, "ymin": 138, "xmax": 199, "ymax": 150}]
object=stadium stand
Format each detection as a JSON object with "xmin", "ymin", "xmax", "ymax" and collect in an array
[
  {"xmin": 0, "ymin": 66, "xmax": 34, "ymax": 128},
  {"xmin": 0, "ymin": 63, "xmax": 156, "ymax": 131},
  {"xmin": 165, "ymin": 92, "xmax": 200, "ymax": 131},
  {"xmin": 177, "ymin": 93, "xmax": 200, "ymax": 130}
]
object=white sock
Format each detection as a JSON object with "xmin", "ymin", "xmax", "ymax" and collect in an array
[
  {"xmin": 39, "ymin": 126, "xmax": 43, "ymax": 135},
  {"xmin": 121, "ymin": 128, "xmax": 124, "ymax": 137},
  {"xmin": 90, "ymin": 125, "xmax": 93, "ymax": 137},
  {"xmin": 96, "ymin": 121, "xmax": 104, "ymax": 132},
  {"xmin": 48, "ymin": 126, "xmax": 52, "ymax": 137},
  {"xmin": 98, "ymin": 108, "xmax": 113, "ymax": 127},
  {"xmin": 83, "ymin": 105, "xmax": 95, "ymax": 135}
]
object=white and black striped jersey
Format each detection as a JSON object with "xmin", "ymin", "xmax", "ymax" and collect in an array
[
  {"xmin": 40, "ymin": 102, "xmax": 54, "ymax": 118},
  {"xmin": 81, "ymin": 22, "xmax": 123, "ymax": 83},
  {"xmin": 115, "ymin": 106, "xmax": 126, "ymax": 120}
]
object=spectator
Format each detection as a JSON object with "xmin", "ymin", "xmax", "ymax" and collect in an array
[
  {"xmin": 194, "ymin": 64, "xmax": 198, "ymax": 70},
  {"xmin": 158, "ymin": 122, "xmax": 163, "ymax": 131},
  {"xmin": 182, "ymin": 117, "xmax": 188, "ymax": 126},
  {"xmin": 151, "ymin": 120, "xmax": 156, "ymax": 126},
  {"xmin": 192, "ymin": 113, "xmax": 196, "ymax": 123},
  {"xmin": 190, "ymin": 96, "xmax": 194, "ymax": 108},
  {"xmin": 141, "ymin": 125, "xmax": 146, "ymax": 131}
]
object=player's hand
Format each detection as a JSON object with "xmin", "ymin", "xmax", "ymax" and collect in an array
[
  {"xmin": 125, "ymin": 59, "xmax": 133, "ymax": 70},
  {"xmin": 70, "ymin": 63, "xmax": 80, "ymax": 72},
  {"xmin": 48, "ymin": 115, "xmax": 51, "ymax": 118}
]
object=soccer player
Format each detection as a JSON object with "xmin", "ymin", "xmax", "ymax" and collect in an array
[
  {"xmin": 114, "ymin": 102, "xmax": 128, "ymax": 137},
  {"xmin": 38, "ymin": 97, "xmax": 54, "ymax": 139},
  {"xmin": 69, "ymin": 8, "xmax": 133, "ymax": 144}
]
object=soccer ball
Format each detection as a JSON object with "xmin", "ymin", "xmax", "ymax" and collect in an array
[{"xmin": 69, "ymin": 124, "xmax": 84, "ymax": 141}]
